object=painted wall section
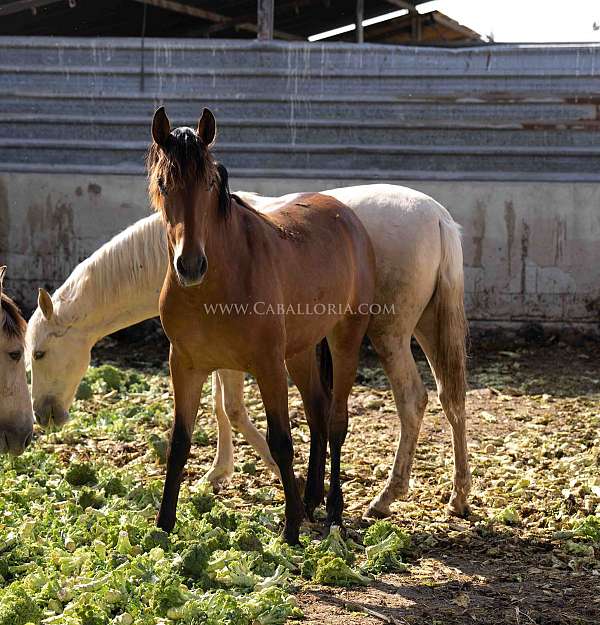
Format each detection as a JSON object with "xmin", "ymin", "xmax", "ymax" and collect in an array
[{"xmin": 1, "ymin": 173, "xmax": 598, "ymax": 329}]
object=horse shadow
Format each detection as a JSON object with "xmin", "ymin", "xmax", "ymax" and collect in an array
[{"xmin": 301, "ymin": 520, "xmax": 599, "ymax": 625}]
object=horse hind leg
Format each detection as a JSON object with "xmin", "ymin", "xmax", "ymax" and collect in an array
[
  {"xmin": 254, "ymin": 357, "xmax": 304, "ymax": 545},
  {"xmin": 214, "ymin": 370, "xmax": 281, "ymax": 482},
  {"xmin": 203, "ymin": 371, "xmax": 236, "ymax": 490},
  {"xmin": 366, "ymin": 330, "xmax": 428, "ymax": 518},
  {"xmin": 285, "ymin": 346, "xmax": 330, "ymax": 521},
  {"xmin": 325, "ymin": 315, "xmax": 370, "ymax": 528},
  {"xmin": 415, "ymin": 304, "xmax": 471, "ymax": 517}
]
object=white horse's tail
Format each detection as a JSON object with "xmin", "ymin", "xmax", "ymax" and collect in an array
[{"xmin": 433, "ymin": 211, "xmax": 468, "ymax": 409}]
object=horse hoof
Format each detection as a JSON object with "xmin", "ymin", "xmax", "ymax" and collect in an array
[
  {"xmin": 447, "ymin": 496, "xmax": 471, "ymax": 518},
  {"xmin": 364, "ymin": 503, "xmax": 391, "ymax": 519},
  {"xmin": 156, "ymin": 513, "xmax": 176, "ymax": 533},
  {"xmin": 282, "ymin": 525, "xmax": 301, "ymax": 546},
  {"xmin": 203, "ymin": 469, "xmax": 233, "ymax": 493},
  {"xmin": 325, "ymin": 512, "xmax": 345, "ymax": 529}
]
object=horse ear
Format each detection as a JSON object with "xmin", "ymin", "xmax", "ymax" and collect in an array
[
  {"xmin": 38, "ymin": 288, "xmax": 54, "ymax": 320},
  {"xmin": 197, "ymin": 108, "xmax": 216, "ymax": 147},
  {"xmin": 0, "ymin": 266, "xmax": 6, "ymax": 298},
  {"xmin": 152, "ymin": 106, "xmax": 171, "ymax": 148}
]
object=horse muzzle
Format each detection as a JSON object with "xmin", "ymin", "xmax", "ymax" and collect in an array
[
  {"xmin": 33, "ymin": 397, "xmax": 70, "ymax": 429},
  {"xmin": 174, "ymin": 253, "xmax": 208, "ymax": 287},
  {"xmin": 0, "ymin": 423, "xmax": 33, "ymax": 456}
]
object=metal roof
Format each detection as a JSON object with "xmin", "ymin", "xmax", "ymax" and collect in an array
[{"xmin": 0, "ymin": 0, "xmax": 481, "ymax": 43}]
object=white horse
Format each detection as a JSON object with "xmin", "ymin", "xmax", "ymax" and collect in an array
[
  {"xmin": 27, "ymin": 184, "xmax": 470, "ymax": 518},
  {"xmin": 0, "ymin": 266, "xmax": 34, "ymax": 455}
]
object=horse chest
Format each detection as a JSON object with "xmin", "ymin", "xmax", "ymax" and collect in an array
[{"xmin": 162, "ymin": 294, "xmax": 282, "ymax": 372}]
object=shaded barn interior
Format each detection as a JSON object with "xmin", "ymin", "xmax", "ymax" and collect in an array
[{"xmin": 0, "ymin": 0, "xmax": 482, "ymax": 44}]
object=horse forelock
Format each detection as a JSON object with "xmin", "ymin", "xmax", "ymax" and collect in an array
[
  {"xmin": 146, "ymin": 127, "xmax": 230, "ymax": 219},
  {"xmin": 1, "ymin": 293, "xmax": 26, "ymax": 342}
]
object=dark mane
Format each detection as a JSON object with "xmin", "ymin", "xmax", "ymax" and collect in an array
[
  {"xmin": 146, "ymin": 126, "xmax": 231, "ymax": 219},
  {"xmin": 215, "ymin": 162, "xmax": 232, "ymax": 219},
  {"xmin": 1, "ymin": 293, "xmax": 26, "ymax": 340}
]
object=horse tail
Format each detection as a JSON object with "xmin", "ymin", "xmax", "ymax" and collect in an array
[
  {"xmin": 318, "ymin": 338, "xmax": 333, "ymax": 396},
  {"xmin": 432, "ymin": 211, "xmax": 468, "ymax": 410}
]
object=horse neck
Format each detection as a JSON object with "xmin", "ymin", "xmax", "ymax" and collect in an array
[
  {"xmin": 55, "ymin": 218, "xmax": 166, "ymax": 342},
  {"xmin": 83, "ymin": 285, "xmax": 160, "ymax": 341},
  {"xmin": 201, "ymin": 195, "xmax": 257, "ymax": 292}
]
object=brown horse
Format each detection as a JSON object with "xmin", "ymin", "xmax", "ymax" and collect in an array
[
  {"xmin": 147, "ymin": 107, "xmax": 375, "ymax": 543},
  {"xmin": 0, "ymin": 266, "xmax": 33, "ymax": 455}
]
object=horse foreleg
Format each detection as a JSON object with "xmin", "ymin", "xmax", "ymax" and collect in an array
[
  {"xmin": 157, "ymin": 348, "xmax": 207, "ymax": 532},
  {"xmin": 366, "ymin": 332, "xmax": 428, "ymax": 519}
]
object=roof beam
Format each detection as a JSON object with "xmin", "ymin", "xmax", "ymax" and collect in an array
[
  {"xmin": 431, "ymin": 11, "xmax": 481, "ymax": 40},
  {"xmin": 130, "ymin": 0, "xmax": 229, "ymax": 23},
  {"xmin": 257, "ymin": 0, "xmax": 273, "ymax": 40},
  {"xmin": 356, "ymin": 0, "xmax": 364, "ymax": 43},
  {"xmin": 0, "ymin": 0, "xmax": 64, "ymax": 17},
  {"xmin": 130, "ymin": 0, "xmax": 301, "ymax": 40},
  {"xmin": 202, "ymin": 0, "xmax": 313, "ymax": 37},
  {"xmin": 383, "ymin": 0, "xmax": 418, "ymax": 13}
]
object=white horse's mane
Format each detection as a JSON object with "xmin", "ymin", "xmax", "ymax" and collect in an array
[{"xmin": 54, "ymin": 213, "xmax": 166, "ymax": 320}]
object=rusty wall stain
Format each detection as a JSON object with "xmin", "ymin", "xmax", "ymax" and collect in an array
[
  {"xmin": 554, "ymin": 216, "xmax": 567, "ymax": 265},
  {"xmin": 0, "ymin": 180, "xmax": 8, "ymax": 258},
  {"xmin": 25, "ymin": 195, "xmax": 76, "ymax": 285},
  {"xmin": 471, "ymin": 200, "xmax": 486, "ymax": 267},
  {"xmin": 504, "ymin": 200, "xmax": 515, "ymax": 276},
  {"xmin": 520, "ymin": 221, "xmax": 530, "ymax": 295}
]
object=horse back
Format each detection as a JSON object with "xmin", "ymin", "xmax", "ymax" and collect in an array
[{"xmin": 256, "ymin": 192, "xmax": 376, "ymax": 308}]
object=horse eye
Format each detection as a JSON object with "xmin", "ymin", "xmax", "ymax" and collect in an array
[
  {"xmin": 8, "ymin": 351, "xmax": 22, "ymax": 362},
  {"xmin": 158, "ymin": 180, "xmax": 168, "ymax": 197},
  {"xmin": 34, "ymin": 350, "xmax": 45, "ymax": 360}
]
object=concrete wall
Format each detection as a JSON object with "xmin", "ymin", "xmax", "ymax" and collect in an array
[{"xmin": 2, "ymin": 172, "xmax": 599, "ymax": 330}]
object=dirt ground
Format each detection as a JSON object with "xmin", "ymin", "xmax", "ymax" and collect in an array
[{"xmin": 92, "ymin": 326, "xmax": 600, "ymax": 625}]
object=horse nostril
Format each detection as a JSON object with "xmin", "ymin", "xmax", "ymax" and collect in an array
[
  {"xmin": 176, "ymin": 254, "xmax": 206, "ymax": 283},
  {"xmin": 176, "ymin": 255, "xmax": 187, "ymax": 276},
  {"xmin": 198, "ymin": 255, "xmax": 207, "ymax": 277},
  {"xmin": 34, "ymin": 408, "xmax": 50, "ymax": 428},
  {"xmin": 23, "ymin": 432, "xmax": 32, "ymax": 449}
]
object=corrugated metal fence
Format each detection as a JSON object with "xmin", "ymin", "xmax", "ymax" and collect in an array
[{"xmin": 2, "ymin": 37, "xmax": 600, "ymax": 182}]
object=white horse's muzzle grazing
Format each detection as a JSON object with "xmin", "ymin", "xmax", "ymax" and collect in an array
[
  {"xmin": 0, "ymin": 421, "xmax": 33, "ymax": 455},
  {"xmin": 33, "ymin": 396, "xmax": 70, "ymax": 429}
]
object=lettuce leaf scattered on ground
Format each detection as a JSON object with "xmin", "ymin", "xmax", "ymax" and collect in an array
[
  {"xmin": 573, "ymin": 515, "xmax": 600, "ymax": 542},
  {"xmin": 314, "ymin": 555, "xmax": 371, "ymax": 586},
  {"xmin": 301, "ymin": 525, "xmax": 367, "ymax": 582},
  {"xmin": 363, "ymin": 520, "xmax": 411, "ymax": 574},
  {"xmin": 0, "ymin": 363, "xmax": 418, "ymax": 625}
]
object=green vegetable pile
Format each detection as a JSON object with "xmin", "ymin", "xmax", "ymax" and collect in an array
[
  {"xmin": 76, "ymin": 365, "xmax": 150, "ymax": 400},
  {"xmin": 0, "ymin": 364, "xmax": 412, "ymax": 625}
]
